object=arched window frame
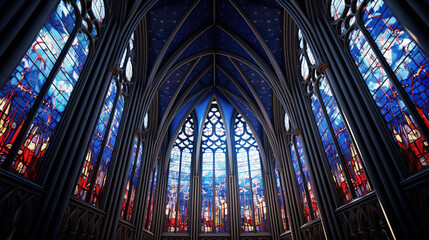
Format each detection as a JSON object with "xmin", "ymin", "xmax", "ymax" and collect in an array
[
  {"xmin": 143, "ymin": 159, "xmax": 158, "ymax": 232},
  {"xmin": 297, "ymin": 29, "xmax": 371, "ymax": 205},
  {"xmin": 199, "ymin": 99, "xmax": 230, "ymax": 234},
  {"xmin": 164, "ymin": 113, "xmax": 196, "ymax": 233},
  {"xmin": 120, "ymin": 131, "xmax": 144, "ymax": 222},
  {"xmin": 289, "ymin": 130, "xmax": 320, "ymax": 223},
  {"xmin": 327, "ymin": 0, "xmax": 429, "ymax": 175},
  {"xmin": 74, "ymin": 31, "xmax": 133, "ymax": 207},
  {"xmin": 273, "ymin": 112, "xmax": 291, "ymax": 233},
  {"xmin": 232, "ymin": 112, "xmax": 268, "ymax": 233},
  {"xmin": 0, "ymin": 0, "xmax": 105, "ymax": 182},
  {"xmin": 274, "ymin": 161, "xmax": 289, "ymax": 233}
]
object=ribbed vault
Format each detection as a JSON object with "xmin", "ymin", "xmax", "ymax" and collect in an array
[{"xmin": 144, "ymin": 0, "xmax": 291, "ymax": 156}]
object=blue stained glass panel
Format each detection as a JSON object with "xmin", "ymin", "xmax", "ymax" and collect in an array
[
  {"xmin": 91, "ymin": 0, "xmax": 106, "ymax": 23},
  {"xmin": 296, "ymin": 136, "xmax": 319, "ymax": 219},
  {"xmin": 165, "ymin": 115, "xmax": 193, "ymax": 233},
  {"xmin": 201, "ymin": 103, "xmax": 227, "ymax": 233},
  {"xmin": 234, "ymin": 115, "xmax": 267, "ymax": 232},
  {"xmin": 363, "ymin": 0, "xmax": 429, "ymax": 133},
  {"xmin": 121, "ymin": 136, "xmax": 138, "ymax": 219},
  {"xmin": 274, "ymin": 162, "xmax": 288, "ymax": 232},
  {"xmin": 201, "ymin": 150, "xmax": 214, "ymax": 233},
  {"xmin": 127, "ymin": 139, "xmax": 143, "ymax": 221},
  {"xmin": 330, "ymin": 0, "xmax": 345, "ymax": 20},
  {"xmin": 0, "ymin": 0, "xmax": 75, "ymax": 173},
  {"xmin": 13, "ymin": 33, "xmax": 89, "ymax": 180},
  {"xmin": 75, "ymin": 79, "xmax": 117, "ymax": 200},
  {"xmin": 91, "ymin": 94, "xmax": 125, "ymax": 206},
  {"xmin": 348, "ymin": 28, "xmax": 429, "ymax": 173},
  {"xmin": 311, "ymin": 92, "xmax": 352, "ymax": 203},
  {"xmin": 145, "ymin": 162, "xmax": 158, "ymax": 231},
  {"xmin": 319, "ymin": 78, "xmax": 371, "ymax": 196},
  {"xmin": 291, "ymin": 143, "xmax": 311, "ymax": 222},
  {"xmin": 165, "ymin": 146, "xmax": 180, "ymax": 232}
]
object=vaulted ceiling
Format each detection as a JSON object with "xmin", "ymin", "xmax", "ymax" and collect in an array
[{"xmin": 146, "ymin": 0, "xmax": 288, "ymax": 140}]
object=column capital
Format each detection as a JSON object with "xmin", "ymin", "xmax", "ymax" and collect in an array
[
  {"xmin": 107, "ymin": 65, "xmax": 120, "ymax": 76},
  {"xmin": 316, "ymin": 62, "xmax": 330, "ymax": 75}
]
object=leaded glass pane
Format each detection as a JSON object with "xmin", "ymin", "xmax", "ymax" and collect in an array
[
  {"xmin": 144, "ymin": 162, "xmax": 158, "ymax": 231},
  {"xmin": 291, "ymin": 135, "xmax": 320, "ymax": 222},
  {"xmin": 234, "ymin": 114, "xmax": 267, "ymax": 232},
  {"xmin": 348, "ymin": 28, "xmax": 429, "ymax": 173},
  {"xmin": 0, "ymin": 0, "xmax": 76, "ymax": 179},
  {"xmin": 201, "ymin": 103, "xmax": 227, "ymax": 233},
  {"xmin": 120, "ymin": 136, "xmax": 139, "ymax": 219},
  {"xmin": 274, "ymin": 162, "xmax": 289, "ymax": 232},
  {"xmin": 90, "ymin": 94, "xmax": 125, "ymax": 206},
  {"xmin": 165, "ymin": 115, "xmax": 194, "ymax": 233},
  {"xmin": 331, "ymin": 0, "xmax": 429, "ymax": 174}
]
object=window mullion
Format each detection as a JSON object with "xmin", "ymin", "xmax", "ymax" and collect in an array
[
  {"xmin": 246, "ymin": 148, "xmax": 257, "ymax": 233},
  {"xmin": 212, "ymin": 148, "xmax": 216, "ymax": 233},
  {"xmin": 174, "ymin": 148, "xmax": 183, "ymax": 232}
]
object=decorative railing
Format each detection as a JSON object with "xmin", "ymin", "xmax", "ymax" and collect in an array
[
  {"xmin": 0, "ymin": 171, "xmax": 43, "ymax": 239},
  {"xmin": 279, "ymin": 231, "xmax": 292, "ymax": 240},
  {"xmin": 161, "ymin": 233, "xmax": 189, "ymax": 240},
  {"xmin": 300, "ymin": 219, "xmax": 324, "ymax": 240},
  {"xmin": 57, "ymin": 197, "xmax": 105, "ymax": 239},
  {"xmin": 141, "ymin": 229, "xmax": 155, "ymax": 240},
  {"xmin": 402, "ymin": 170, "xmax": 429, "ymax": 235},
  {"xmin": 240, "ymin": 232, "xmax": 271, "ymax": 240},
  {"xmin": 114, "ymin": 219, "xmax": 136, "ymax": 240},
  {"xmin": 336, "ymin": 192, "xmax": 392, "ymax": 239}
]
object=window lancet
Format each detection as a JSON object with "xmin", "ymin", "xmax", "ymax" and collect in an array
[
  {"xmin": 234, "ymin": 114, "xmax": 267, "ymax": 233},
  {"xmin": 74, "ymin": 30, "xmax": 130, "ymax": 207},
  {"xmin": 165, "ymin": 115, "xmax": 194, "ymax": 233},
  {"xmin": 291, "ymin": 134, "xmax": 319, "ymax": 222},
  {"xmin": 0, "ymin": 0, "xmax": 104, "ymax": 181},
  {"xmin": 329, "ymin": 0, "xmax": 429, "ymax": 174},
  {"xmin": 201, "ymin": 103, "xmax": 228, "ymax": 233},
  {"xmin": 298, "ymin": 29, "xmax": 370, "ymax": 204},
  {"xmin": 274, "ymin": 162, "xmax": 289, "ymax": 232},
  {"xmin": 144, "ymin": 163, "xmax": 158, "ymax": 231},
  {"xmin": 120, "ymin": 135, "xmax": 143, "ymax": 221}
]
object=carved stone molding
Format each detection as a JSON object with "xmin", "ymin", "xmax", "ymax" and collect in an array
[
  {"xmin": 336, "ymin": 194, "xmax": 393, "ymax": 240},
  {"xmin": 57, "ymin": 199, "xmax": 105, "ymax": 240},
  {"xmin": 114, "ymin": 221, "xmax": 135, "ymax": 240},
  {"xmin": 0, "ymin": 182, "xmax": 41, "ymax": 239},
  {"xmin": 301, "ymin": 220, "xmax": 324, "ymax": 240},
  {"xmin": 316, "ymin": 62, "xmax": 330, "ymax": 75},
  {"xmin": 107, "ymin": 65, "xmax": 120, "ymax": 77}
]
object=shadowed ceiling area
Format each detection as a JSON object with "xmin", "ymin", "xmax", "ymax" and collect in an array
[{"xmin": 147, "ymin": 0, "xmax": 286, "ymax": 137}]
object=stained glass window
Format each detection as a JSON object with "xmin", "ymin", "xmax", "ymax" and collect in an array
[
  {"xmin": 74, "ymin": 30, "xmax": 131, "ymax": 207},
  {"xmin": 329, "ymin": 0, "xmax": 429, "ymax": 174},
  {"xmin": 274, "ymin": 162, "xmax": 289, "ymax": 232},
  {"xmin": 284, "ymin": 112, "xmax": 290, "ymax": 132},
  {"xmin": 144, "ymin": 113, "xmax": 149, "ymax": 129},
  {"xmin": 165, "ymin": 115, "xmax": 194, "ymax": 233},
  {"xmin": 120, "ymin": 135, "xmax": 143, "ymax": 221},
  {"xmin": 234, "ymin": 114, "xmax": 267, "ymax": 233},
  {"xmin": 201, "ymin": 101, "xmax": 228, "ymax": 233},
  {"xmin": 144, "ymin": 163, "xmax": 158, "ymax": 231},
  {"xmin": 291, "ymin": 135, "xmax": 319, "ymax": 222},
  {"xmin": 298, "ymin": 29, "xmax": 371, "ymax": 204},
  {"xmin": 0, "ymin": 0, "xmax": 105, "ymax": 181}
]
